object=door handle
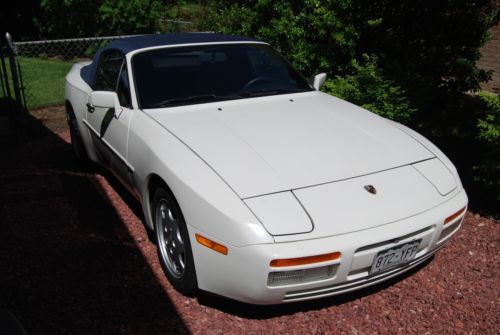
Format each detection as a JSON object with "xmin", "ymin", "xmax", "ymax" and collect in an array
[{"xmin": 86, "ymin": 103, "xmax": 95, "ymax": 113}]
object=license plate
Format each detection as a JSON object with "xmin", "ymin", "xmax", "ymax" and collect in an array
[{"xmin": 370, "ymin": 240, "xmax": 421, "ymax": 275}]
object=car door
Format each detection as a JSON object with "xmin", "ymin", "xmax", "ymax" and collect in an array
[{"xmin": 85, "ymin": 50, "xmax": 133, "ymax": 185}]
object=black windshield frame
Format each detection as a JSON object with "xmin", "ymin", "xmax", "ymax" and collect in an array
[{"xmin": 131, "ymin": 43, "xmax": 313, "ymax": 109}]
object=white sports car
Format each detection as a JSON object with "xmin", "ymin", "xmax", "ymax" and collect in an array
[{"xmin": 65, "ymin": 33, "xmax": 468, "ymax": 304}]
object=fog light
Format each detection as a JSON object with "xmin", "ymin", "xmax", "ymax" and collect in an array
[{"xmin": 267, "ymin": 265, "xmax": 337, "ymax": 287}]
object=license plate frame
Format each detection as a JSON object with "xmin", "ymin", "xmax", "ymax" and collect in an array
[{"xmin": 370, "ymin": 240, "xmax": 421, "ymax": 275}]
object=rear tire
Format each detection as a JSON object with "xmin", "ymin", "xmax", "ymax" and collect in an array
[
  {"xmin": 66, "ymin": 106, "xmax": 88, "ymax": 162},
  {"xmin": 152, "ymin": 187, "xmax": 197, "ymax": 295}
]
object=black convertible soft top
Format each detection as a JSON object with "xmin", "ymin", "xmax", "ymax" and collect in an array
[{"xmin": 80, "ymin": 33, "xmax": 259, "ymax": 87}]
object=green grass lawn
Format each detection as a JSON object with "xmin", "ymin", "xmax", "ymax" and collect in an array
[{"xmin": 18, "ymin": 57, "xmax": 73, "ymax": 109}]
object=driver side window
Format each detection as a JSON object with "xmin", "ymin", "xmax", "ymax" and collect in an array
[
  {"xmin": 117, "ymin": 65, "xmax": 131, "ymax": 108},
  {"xmin": 94, "ymin": 51, "xmax": 132, "ymax": 108}
]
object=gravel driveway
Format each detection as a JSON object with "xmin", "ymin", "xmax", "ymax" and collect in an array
[{"xmin": 0, "ymin": 108, "xmax": 498, "ymax": 334}]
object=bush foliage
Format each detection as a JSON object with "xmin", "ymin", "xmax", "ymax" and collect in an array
[
  {"xmin": 206, "ymin": 1, "xmax": 419, "ymax": 121},
  {"xmin": 208, "ymin": 0, "xmax": 497, "ymax": 97},
  {"xmin": 475, "ymin": 93, "xmax": 500, "ymax": 202},
  {"xmin": 477, "ymin": 93, "xmax": 500, "ymax": 143},
  {"xmin": 36, "ymin": 0, "xmax": 167, "ymax": 38},
  {"xmin": 205, "ymin": 0, "xmax": 365, "ymax": 76},
  {"xmin": 324, "ymin": 55, "xmax": 415, "ymax": 123}
]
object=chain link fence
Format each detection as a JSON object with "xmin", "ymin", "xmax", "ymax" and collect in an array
[
  {"xmin": 12, "ymin": 20, "xmax": 192, "ymax": 110},
  {"xmin": 13, "ymin": 35, "xmax": 137, "ymax": 110}
]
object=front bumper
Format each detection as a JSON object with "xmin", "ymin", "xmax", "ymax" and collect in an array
[{"xmin": 189, "ymin": 189, "xmax": 467, "ymax": 305}]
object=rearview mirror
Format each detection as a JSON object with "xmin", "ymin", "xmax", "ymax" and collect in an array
[
  {"xmin": 89, "ymin": 91, "xmax": 120, "ymax": 109},
  {"xmin": 312, "ymin": 73, "xmax": 327, "ymax": 90}
]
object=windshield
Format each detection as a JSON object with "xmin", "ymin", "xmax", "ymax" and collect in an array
[{"xmin": 132, "ymin": 43, "xmax": 313, "ymax": 109}]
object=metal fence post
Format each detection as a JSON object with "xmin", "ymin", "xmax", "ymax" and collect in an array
[
  {"xmin": 0, "ymin": 39, "xmax": 12, "ymax": 99},
  {"xmin": 0, "ymin": 45, "xmax": 6, "ymax": 97},
  {"xmin": 5, "ymin": 33, "xmax": 26, "ymax": 113},
  {"xmin": 12, "ymin": 39, "xmax": 28, "ymax": 110}
]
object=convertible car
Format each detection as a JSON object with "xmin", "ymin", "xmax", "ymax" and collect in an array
[{"xmin": 65, "ymin": 33, "xmax": 468, "ymax": 304}]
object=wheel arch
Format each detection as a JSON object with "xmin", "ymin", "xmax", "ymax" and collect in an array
[
  {"xmin": 130, "ymin": 117, "xmax": 272, "ymax": 247},
  {"xmin": 145, "ymin": 173, "xmax": 181, "ymax": 232}
]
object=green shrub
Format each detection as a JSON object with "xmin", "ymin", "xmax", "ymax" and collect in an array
[
  {"xmin": 207, "ymin": 0, "xmax": 497, "ymax": 100},
  {"xmin": 474, "ymin": 93, "xmax": 500, "ymax": 201},
  {"xmin": 323, "ymin": 55, "xmax": 416, "ymax": 123},
  {"xmin": 37, "ymin": 0, "xmax": 165, "ymax": 38},
  {"xmin": 477, "ymin": 93, "xmax": 500, "ymax": 142},
  {"xmin": 98, "ymin": 0, "xmax": 164, "ymax": 35},
  {"xmin": 206, "ymin": 0, "xmax": 364, "ymax": 76}
]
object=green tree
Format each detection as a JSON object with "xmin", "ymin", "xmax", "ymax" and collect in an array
[
  {"xmin": 206, "ymin": 0, "xmax": 416, "ymax": 120},
  {"xmin": 98, "ymin": 0, "xmax": 165, "ymax": 35},
  {"xmin": 362, "ymin": 0, "xmax": 498, "ymax": 108},
  {"xmin": 36, "ymin": 0, "xmax": 167, "ymax": 38},
  {"xmin": 207, "ymin": 0, "xmax": 366, "ymax": 77},
  {"xmin": 36, "ymin": 0, "xmax": 102, "ymax": 38},
  {"xmin": 207, "ymin": 0, "xmax": 498, "ymax": 115}
]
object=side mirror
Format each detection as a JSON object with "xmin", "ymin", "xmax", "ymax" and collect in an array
[
  {"xmin": 89, "ymin": 91, "xmax": 120, "ymax": 109},
  {"xmin": 312, "ymin": 73, "xmax": 327, "ymax": 90}
]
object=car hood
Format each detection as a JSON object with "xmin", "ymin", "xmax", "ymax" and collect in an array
[{"xmin": 144, "ymin": 91, "xmax": 434, "ymax": 199}]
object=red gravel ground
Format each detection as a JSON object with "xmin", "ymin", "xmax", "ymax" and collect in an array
[{"xmin": 0, "ymin": 108, "xmax": 499, "ymax": 334}]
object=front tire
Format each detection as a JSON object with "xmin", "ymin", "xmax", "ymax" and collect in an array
[{"xmin": 152, "ymin": 187, "xmax": 197, "ymax": 295}]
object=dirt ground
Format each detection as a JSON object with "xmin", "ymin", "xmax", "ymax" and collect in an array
[{"xmin": 0, "ymin": 106, "xmax": 498, "ymax": 334}]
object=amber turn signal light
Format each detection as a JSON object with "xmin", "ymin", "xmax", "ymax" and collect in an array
[
  {"xmin": 444, "ymin": 207, "xmax": 466, "ymax": 225},
  {"xmin": 195, "ymin": 234, "xmax": 228, "ymax": 255},
  {"xmin": 270, "ymin": 252, "xmax": 341, "ymax": 267}
]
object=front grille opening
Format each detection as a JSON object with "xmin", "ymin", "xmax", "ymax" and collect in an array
[
  {"xmin": 284, "ymin": 252, "xmax": 436, "ymax": 301},
  {"xmin": 438, "ymin": 220, "xmax": 461, "ymax": 243},
  {"xmin": 267, "ymin": 265, "xmax": 337, "ymax": 287}
]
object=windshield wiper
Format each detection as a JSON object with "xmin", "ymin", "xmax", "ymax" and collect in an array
[
  {"xmin": 147, "ymin": 89, "xmax": 309, "ymax": 108},
  {"xmin": 149, "ymin": 94, "xmax": 243, "ymax": 108},
  {"xmin": 150, "ymin": 94, "xmax": 217, "ymax": 108},
  {"xmin": 241, "ymin": 88, "xmax": 309, "ymax": 98}
]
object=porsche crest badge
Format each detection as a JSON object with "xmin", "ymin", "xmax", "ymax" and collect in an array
[{"xmin": 364, "ymin": 185, "xmax": 377, "ymax": 194}]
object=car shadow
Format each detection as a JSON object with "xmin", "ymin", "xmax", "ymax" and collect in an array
[
  {"xmin": 0, "ymin": 114, "xmax": 189, "ymax": 334},
  {"xmin": 195, "ymin": 256, "xmax": 433, "ymax": 319}
]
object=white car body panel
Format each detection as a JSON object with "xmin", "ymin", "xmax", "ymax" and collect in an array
[
  {"xmin": 191, "ymin": 189, "xmax": 467, "ymax": 304},
  {"xmin": 386, "ymin": 119, "xmax": 462, "ymax": 188},
  {"xmin": 125, "ymin": 109, "xmax": 273, "ymax": 247},
  {"xmin": 64, "ymin": 37, "xmax": 468, "ymax": 304},
  {"xmin": 244, "ymin": 191, "xmax": 313, "ymax": 235},
  {"xmin": 144, "ymin": 91, "xmax": 434, "ymax": 198},
  {"xmin": 65, "ymin": 62, "xmax": 99, "ymax": 164},
  {"xmin": 84, "ymin": 103, "xmax": 134, "ymax": 177},
  {"xmin": 413, "ymin": 158, "xmax": 457, "ymax": 195},
  {"xmin": 289, "ymin": 165, "xmax": 448, "ymax": 239}
]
